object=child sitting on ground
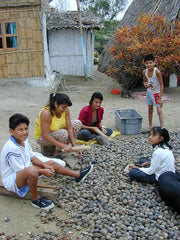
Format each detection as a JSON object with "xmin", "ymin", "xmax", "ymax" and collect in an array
[
  {"xmin": 128, "ymin": 126, "xmax": 180, "ymax": 212},
  {"xmin": 129, "ymin": 126, "xmax": 175, "ymax": 183},
  {"xmin": 0, "ymin": 114, "xmax": 93, "ymax": 211}
]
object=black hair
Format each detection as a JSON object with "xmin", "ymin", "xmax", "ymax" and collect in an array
[
  {"xmin": 151, "ymin": 126, "xmax": 172, "ymax": 149},
  {"xmin": 9, "ymin": 113, "xmax": 30, "ymax": 130},
  {"xmin": 89, "ymin": 92, "xmax": 103, "ymax": 105},
  {"xmin": 144, "ymin": 54, "xmax": 155, "ymax": 62},
  {"xmin": 48, "ymin": 93, "xmax": 72, "ymax": 115}
]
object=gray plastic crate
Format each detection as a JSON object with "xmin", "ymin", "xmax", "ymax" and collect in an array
[{"xmin": 115, "ymin": 109, "xmax": 143, "ymax": 135}]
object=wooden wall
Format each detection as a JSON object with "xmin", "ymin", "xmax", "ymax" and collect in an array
[
  {"xmin": 48, "ymin": 28, "xmax": 94, "ymax": 77},
  {"xmin": 0, "ymin": 4, "xmax": 44, "ymax": 79}
]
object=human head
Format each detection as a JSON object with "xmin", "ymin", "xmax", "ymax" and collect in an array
[
  {"xmin": 89, "ymin": 92, "xmax": 103, "ymax": 105},
  {"xmin": 9, "ymin": 114, "xmax": 30, "ymax": 144},
  {"xmin": 144, "ymin": 54, "xmax": 155, "ymax": 63},
  {"xmin": 48, "ymin": 93, "xmax": 72, "ymax": 115},
  {"xmin": 9, "ymin": 113, "xmax": 30, "ymax": 130},
  {"xmin": 149, "ymin": 126, "xmax": 172, "ymax": 149}
]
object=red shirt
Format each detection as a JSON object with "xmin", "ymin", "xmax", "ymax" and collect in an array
[{"xmin": 78, "ymin": 104, "xmax": 104, "ymax": 128}]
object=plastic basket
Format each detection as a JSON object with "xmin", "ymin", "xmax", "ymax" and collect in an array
[{"xmin": 115, "ymin": 109, "xmax": 143, "ymax": 135}]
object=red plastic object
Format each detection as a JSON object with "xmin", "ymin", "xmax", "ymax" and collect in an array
[{"xmin": 111, "ymin": 89, "xmax": 120, "ymax": 95}]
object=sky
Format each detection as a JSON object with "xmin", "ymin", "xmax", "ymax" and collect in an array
[
  {"xmin": 116, "ymin": 0, "xmax": 133, "ymax": 20},
  {"xmin": 50, "ymin": 0, "xmax": 133, "ymax": 20}
]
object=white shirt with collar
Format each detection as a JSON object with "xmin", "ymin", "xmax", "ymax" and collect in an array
[
  {"xmin": 140, "ymin": 145, "xmax": 175, "ymax": 181},
  {"xmin": 0, "ymin": 136, "xmax": 35, "ymax": 195}
]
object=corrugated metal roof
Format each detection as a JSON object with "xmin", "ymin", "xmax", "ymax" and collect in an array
[{"xmin": 46, "ymin": 11, "xmax": 103, "ymax": 30}]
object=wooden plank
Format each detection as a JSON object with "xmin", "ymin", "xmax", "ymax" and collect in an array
[{"xmin": 0, "ymin": 180, "xmax": 58, "ymax": 201}]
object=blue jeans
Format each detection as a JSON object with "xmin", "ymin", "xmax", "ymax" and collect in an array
[
  {"xmin": 158, "ymin": 171, "xmax": 180, "ymax": 212},
  {"xmin": 77, "ymin": 128, "xmax": 113, "ymax": 141},
  {"xmin": 129, "ymin": 157, "xmax": 156, "ymax": 183}
]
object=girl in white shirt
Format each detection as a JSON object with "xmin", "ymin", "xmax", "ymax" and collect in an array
[{"xmin": 129, "ymin": 127, "xmax": 175, "ymax": 183}]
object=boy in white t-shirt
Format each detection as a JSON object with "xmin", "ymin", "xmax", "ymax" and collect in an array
[
  {"xmin": 142, "ymin": 54, "xmax": 164, "ymax": 134},
  {"xmin": 1, "ymin": 114, "xmax": 93, "ymax": 211}
]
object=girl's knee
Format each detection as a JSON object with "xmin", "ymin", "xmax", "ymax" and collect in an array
[
  {"xmin": 71, "ymin": 120, "xmax": 82, "ymax": 130},
  {"xmin": 54, "ymin": 129, "xmax": 68, "ymax": 142},
  {"xmin": 139, "ymin": 157, "xmax": 150, "ymax": 163},
  {"xmin": 77, "ymin": 129, "xmax": 92, "ymax": 141},
  {"xmin": 106, "ymin": 128, "xmax": 113, "ymax": 136}
]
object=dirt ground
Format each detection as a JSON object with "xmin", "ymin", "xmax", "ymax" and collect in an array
[{"xmin": 0, "ymin": 66, "xmax": 180, "ymax": 237}]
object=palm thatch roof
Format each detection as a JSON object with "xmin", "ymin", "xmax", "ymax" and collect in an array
[
  {"xmin": 120, "ymin": 0, "xmax": 180, "ymax": 27},
  {"xmin": 98, "ymin": 0, "xmax": 180, "ymax": 73},
  {"xmin": 46, "ymin": 11, "xmax": 103, "ymax": 30}
]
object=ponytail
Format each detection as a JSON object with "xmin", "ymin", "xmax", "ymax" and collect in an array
[{"xmin": 47, "ymin": 93, "xmax": 72, "ymax": 116}]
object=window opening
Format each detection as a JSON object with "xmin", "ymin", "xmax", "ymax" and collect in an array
[
  {"xmin": 5, "ymin": 22, "xmax": 17, "ymax": 48},
  {"xmin": 0, "ymin": 23, "xmax": 2, "ymax": 49}
]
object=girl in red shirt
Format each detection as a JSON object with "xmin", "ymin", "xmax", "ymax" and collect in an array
[{"xmin": 77, "ymin": 92, "xmax": 112, "ymax": 145}]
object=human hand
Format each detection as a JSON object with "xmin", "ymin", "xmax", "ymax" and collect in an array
[
  {"xmin": 76, "ymin": 150, "xmax": 82, "ymax": 159},
  {"xmin": 128, "ymin": 165, "xmax": 139, "ymax": 171},
  {"xmin": 63, "ymin": 144, "xmax": 73, "ymax": 152},
  {"xmin": 144, "ymin": 83, "xmax": 150, "ymax": 88},
  {"xmin": 101, "ymin": 127, "xmax": 107, "ymax": 134},
  {"xmin": 141, "ymin": 162, "xmax": 150, "ymax": 167},
  {"xmin": 93, "ymin": 127, "xmax": 100, "ymax": 134},
  {"xmin": 44, "ymin": 164, "xmax": 55, "ymax": 173},
  {"xmin": 158, "ymin": 98, "xmax": 163, "ymax": 107},
  {"xmin": 42, "ymin": 169, "xmax": 54, "ymax": 177}
]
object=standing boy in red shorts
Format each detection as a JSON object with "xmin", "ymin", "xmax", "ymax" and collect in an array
[{"xmin": 142, "ymin": 54, "xmax": 164, "ymax": 133}]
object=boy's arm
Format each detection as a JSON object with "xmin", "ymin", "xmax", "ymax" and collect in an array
[{"xmin": 156, "ymin": 69, "xmax": 163, "ymax": 106}]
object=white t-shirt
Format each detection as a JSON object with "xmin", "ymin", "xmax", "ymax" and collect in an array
[
  {"xmin": 145, "ymin": 67, "xmax": 160, "ymax": 93},
  {"xmin": 0, "ymin": 136, "xmax": 35, "ymax": 196},
  {"xmin": 140, "ymin": 145, "xmax": 175, "ymax": 181}
]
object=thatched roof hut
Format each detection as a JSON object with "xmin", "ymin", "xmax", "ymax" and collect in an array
[
  {"xmin": 46, "ymin": 11, "xmax": 103, "ymax": 30},
  {"xmin": 98, "ymin": 0, "xmax": 180, "ymax": 73},
  {"xmin": 120, "ymin": 0, "xmax": 179, "ymax": 26},
  {"xmin": 45, "ymin": 11, "xmax": 103, "ymax": 77}
]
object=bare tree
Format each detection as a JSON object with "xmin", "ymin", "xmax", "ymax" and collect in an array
[{"xmin": 50, "ymin": 0, "xmax": 72, "ymax": 11}]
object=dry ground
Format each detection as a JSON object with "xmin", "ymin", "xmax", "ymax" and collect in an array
[{"xmin": 0, "ymin": 66, "xmax": 179, "ymax": 237}]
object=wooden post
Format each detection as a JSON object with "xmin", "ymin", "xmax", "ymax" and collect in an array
[{"xmin": 76, "ymin": 0, "xmax": 87, "ymax": 77}]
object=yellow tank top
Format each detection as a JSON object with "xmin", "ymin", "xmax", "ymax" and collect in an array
[{"xmin": 34, "ymin": 107, "xmax": 66, "ymax": 140}]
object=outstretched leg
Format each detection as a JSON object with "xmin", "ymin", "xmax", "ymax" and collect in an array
[
  {"xmin": 45, "ymin": 160, "xmax": 80, "ymax": 178},
  {"xmin": 45, "ymin": 160, "xmax": 93, "ymax": 183}
]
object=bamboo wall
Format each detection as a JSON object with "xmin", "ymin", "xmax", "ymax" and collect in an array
[{"xmin": 0, "ymin": 4, "xmax": 44, "ymax": 79}]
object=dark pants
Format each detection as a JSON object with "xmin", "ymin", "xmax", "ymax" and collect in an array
[
  {"xmin": 158, "ymin": 171, "xmax": 180, "ymax": 212},
  {"xmin": 77, "ymin": 128, "xmax": 113, "ymax": 141},
  {"xmin": 129, "ymin": 157, "xmax": 156, "ymax": 183}
]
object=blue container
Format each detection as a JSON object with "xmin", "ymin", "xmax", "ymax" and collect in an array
[{"xmin": 115, "ymin": 109, "xmax": 143, "ymax": 135}]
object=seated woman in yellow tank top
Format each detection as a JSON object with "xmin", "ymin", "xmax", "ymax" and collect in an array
[{"xmin": 34, "ymin": 93, "xmax": 82, "ymax": 155}]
